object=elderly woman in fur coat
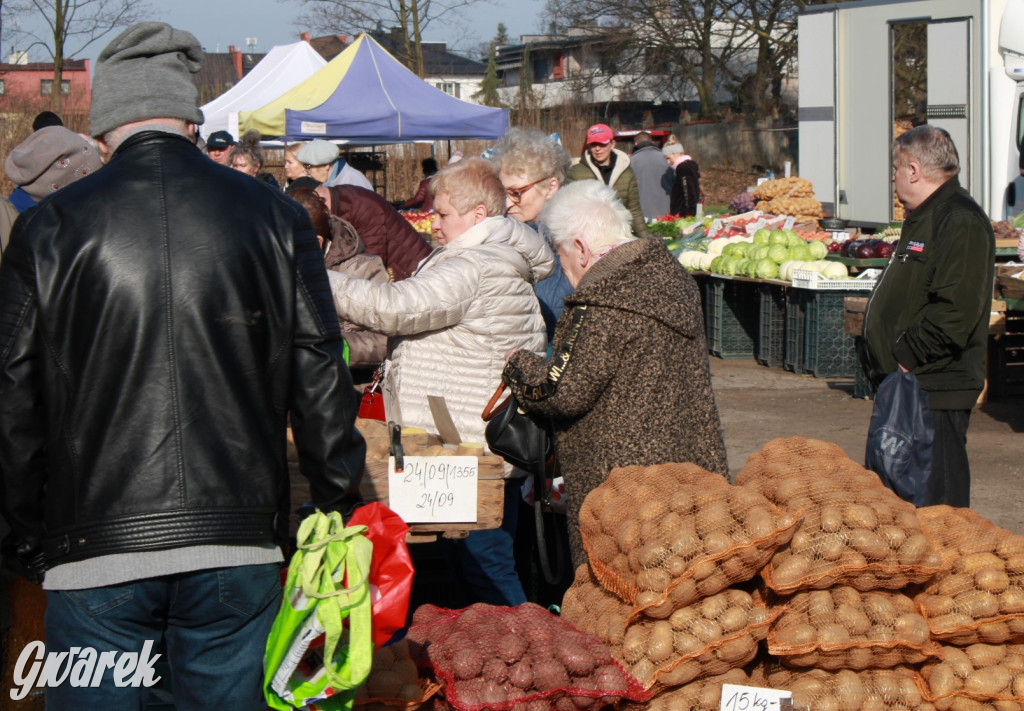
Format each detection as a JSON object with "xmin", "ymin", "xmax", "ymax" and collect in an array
[{"xmin": 502, "ymin": 180, "xmax": 728, "ymax": 568}]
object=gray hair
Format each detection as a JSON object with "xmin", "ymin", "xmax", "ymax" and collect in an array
[
  {"xmin": 893, "ymin": 124, "xmax": 960, "ymax": 181},
  {"xmin": 491, "ymin": 127, "xmax": 571, "ymax": 184},
  {"xmin": 539, "ymin": 180, "xmax": 633, "ymax": 252}
]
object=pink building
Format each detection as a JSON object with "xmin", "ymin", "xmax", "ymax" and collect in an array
[{"xmin": 0, "ymin": 59, "xmax": 92, "ymax": 116}]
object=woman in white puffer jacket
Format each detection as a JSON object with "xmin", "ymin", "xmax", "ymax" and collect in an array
[
  {"xmin": 326, "ymin": 157, "xmax": 554, "ymax": 447},
  {"xmin": 325, "ymin": 157, "xmax": 554, "ymax": 607}
]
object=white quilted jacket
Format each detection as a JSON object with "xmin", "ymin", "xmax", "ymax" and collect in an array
[{"xmin": 327, "ymin": 216, "xmax": 554, "ymax": 447}]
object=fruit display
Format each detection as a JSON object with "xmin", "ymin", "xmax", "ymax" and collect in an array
[
  {"xmin": 752, "ymin": 177, "xmax": 825, "ymax": 223},
  {"xmin": 677, "ymin": 227, "xmax": 841, "ymax": 282},
  {"xmin": 836, "ymin": 239, "xmax": 896, "ymax": 260},
  {"xmin": 401, "ymin": 210, "xmax": 434, "ymax": 234}
]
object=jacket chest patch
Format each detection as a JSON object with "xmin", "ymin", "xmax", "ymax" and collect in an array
[{"xmin": 907, "ymin": 241, "xmax": 925, "ymax": 253}]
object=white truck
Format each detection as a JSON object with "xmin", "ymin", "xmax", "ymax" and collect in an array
[{"xmin": 798, "ymin": 0, "xmax": 1024, "ymax": 224}]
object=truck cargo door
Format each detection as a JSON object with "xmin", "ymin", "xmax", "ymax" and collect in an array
[
  {"xmin": 927, "ymin": 19, "xmax": 972, "ymax": 190},
  {"xmin": 798, "ymin": 10, "xmax": 837, "ymax": 217}
]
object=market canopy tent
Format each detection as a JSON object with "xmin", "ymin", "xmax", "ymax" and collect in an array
[
  {"xmin": 199, "ymin": 41, "xmax": 327, "ymax": 141},
  {"xmin": 239, "ymin": 34, "xmax": 509, "ymax": 143}
]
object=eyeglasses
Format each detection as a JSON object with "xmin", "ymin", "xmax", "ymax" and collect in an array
[{"xmin": 505, "ymin": 176, "xmax": 552, "ymax": 204}]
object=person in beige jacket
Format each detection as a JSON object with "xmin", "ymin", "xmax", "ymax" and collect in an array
[
  {"xmin": 566, "ymin": 123, "xmax": 650, "ymax": 238},
  {"xmin": 325, "ymin": 157, "xmax": 554, "ymax": 606}
]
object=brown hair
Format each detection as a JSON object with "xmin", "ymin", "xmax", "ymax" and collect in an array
[{"xmin": 289, "ymin": 187, "xmax": 331, "ymax": 240}]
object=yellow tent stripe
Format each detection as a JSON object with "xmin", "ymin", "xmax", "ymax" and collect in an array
[{"xmin": 239, "ymin": 35, "xmax": 366, "ymax": 137}]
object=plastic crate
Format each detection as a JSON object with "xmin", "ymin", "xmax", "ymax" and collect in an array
[
  {"xmin": 757, "ymin": 283, "xmax": 786, "ymax": 368},
  {"xmin": 791, "ymin": 268, "xmax": 881, "ymax": 290},
  {"xmin": 784, "ymin": 288, "xmax": 809, "ymax": 372},
  {"xmin": 705, "ymin": 277, "xmax": 758, "ymax": 359},
  {"xmin": 802, "ymin": 290, "xmax": 862, "ymax": 377},
  {"xmin": 853, "ymin": 366, "xmax": 876, "ymax": 399}
]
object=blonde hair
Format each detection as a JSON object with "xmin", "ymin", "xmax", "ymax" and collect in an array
[
  {"xmin": 429, "ymin": 157, "xmax": 505, "ymax": 216},
  {"xmin": 491, "ymin": 128, "xmax": 571, "ymax": 184}
]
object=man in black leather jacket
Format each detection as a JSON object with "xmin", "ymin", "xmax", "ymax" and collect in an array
[{"xmin": 0, "ymin": 23, "xmax": 364, "ymax": 709}]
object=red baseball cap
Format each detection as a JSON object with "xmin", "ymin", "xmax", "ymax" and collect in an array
[{"xmin": 585, "ymin": 123, "xmax": 614, "ymax": 145}]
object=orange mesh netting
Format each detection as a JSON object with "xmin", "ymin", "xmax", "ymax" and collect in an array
[
  {"xmin": 754, "ymin": 661, "xmax": 929, "ymax": 710},
  {"xmin": 621, "ymin": 668, "xmax": 751, "ymax": 710},
  {"xmin": 914, "ymin": 506, "xmax": 1024, "ymax": 645},
  {"xmin": 917, "ymin": 643, "xmax": 1024, "ymax": 709},
  {"xmin": 735, "ymin": 437, "xmax": 944, "ymax": 593},
  {"xmin": 561, "ymin": 564, "xmax": 777, "ymax": 692},
  {"xmin": 766, "ymin": 585, "xmax": 941, "ymax": 670},
  {"xmin": 405, "ymin": 603, "xmax": 650, "ymax": 711},
  {"xmin": 354, "ymin": 638, "xmax": 442, "ymax": 709},
  {"xmin": 579, "ymin": 462, "xmax": 797, "ymax": 618}
]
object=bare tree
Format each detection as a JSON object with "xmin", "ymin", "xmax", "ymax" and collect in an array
[
  {"xmin": 290, "ymin": 0, "xmax": 486, "ymax": 77},
  {"xmin": 6, "ymin": 0, "xmax": 148, "ymax": 112}
]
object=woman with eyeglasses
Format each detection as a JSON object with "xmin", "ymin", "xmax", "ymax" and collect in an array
[
  {"xmin": 491, "ymin": 127, "xmax": 575, "ymax": 345},
  {"xmin": 324, "ymin": 157, "xmax": 554, "ymax": 607}
]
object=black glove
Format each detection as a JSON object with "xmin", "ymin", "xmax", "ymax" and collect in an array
[{"xmin": 1, "ymin": 532, "xmax": 45, "ymax": 584}]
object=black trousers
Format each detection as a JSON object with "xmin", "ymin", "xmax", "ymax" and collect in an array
[{"xmin": 923, "ymin": 408, "xmax": 972, "ymax": 507}]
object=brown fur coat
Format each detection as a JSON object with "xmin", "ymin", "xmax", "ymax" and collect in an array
[{"xmin": 504, "ymin": 238, "xmax": 728, "ymax": 566}]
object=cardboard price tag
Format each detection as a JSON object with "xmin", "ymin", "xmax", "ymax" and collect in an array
[
  {"xmin": 720, "ymin": 683, "xmax": 792, "ymax": 711},
  {"xmin": 387, "ymin": 456, "xmax": 478, "ymax": 523},
  {"xmin": 783, "ymin": 216, "xmax": 796, "ymax": 230}
]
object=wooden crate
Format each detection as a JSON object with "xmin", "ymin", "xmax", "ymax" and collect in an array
[
  {"xmin": 843, "ymin": 296, "xmax": 868, "ymax": 336},
  {"xmin": 287, "ymin": 420, "xmax": 506, "ymax": 541}
]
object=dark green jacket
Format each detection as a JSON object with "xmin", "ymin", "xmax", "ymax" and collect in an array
[
  {"xmin": 567, "ymin": 149, "xmax": 651, "ymax": 238},
  {"xmin": 859, "ymin": 176, "xmax": 994, "ymax": 410}
]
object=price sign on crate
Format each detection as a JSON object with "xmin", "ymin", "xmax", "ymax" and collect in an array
[
  {"xmin": 387, "ymin": 456, "xmax": 478, "ymax": 523},
  {"xmin": 720, "ymin": 684, "xmax": 792, "ymax": 711}
]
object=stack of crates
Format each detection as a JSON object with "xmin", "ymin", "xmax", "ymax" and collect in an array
[
  {"xmin": 705, "ymin": 277, "xmax": 759, "ymax": 359},
  {"xmin": 787, "ymin": 288, "xmax": 863, "ymax": 377},
  {"xmin": 757, "ymin": 283, "xmax": 786, "ymax": 368}
]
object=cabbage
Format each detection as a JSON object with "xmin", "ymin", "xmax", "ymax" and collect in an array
[
  {"xmin": 786, "ymin": 230, "xmax": 804, "ymax": 248},
  {"xmin": 788, "ymin": 244, "xmax": 811, "ymax": 261},
  {"xmin": 756, "ymin": 259, "xmax": 780, "ymax": 280},
  {"xmin": 753, "ymin": 228, "xmax": 772, "ymax": 245},
  {"xmin": 820, "ymin": 262, "xmax": 849, "ymax": 279},
  {"xmin": 807, "ymin": 241, "xmax": 828, "ymax": 260},
  {"xmin": 733, "ymin": 242, "xmax": 751, "ymax": 257},
  {"xmin": 769, "ymin": 229, "xmax": 788, "ymax": 246},
  {"xmin": 768, "ymin": 244, "xmax": 789, "ymax": 263},
  {"xmin": 707, "ymin": 238, "xmax": 728, "ymax": 257}
]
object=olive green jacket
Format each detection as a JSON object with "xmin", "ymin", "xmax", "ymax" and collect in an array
[
  {"xmin": 567, "ymin": 149, "xmax": 651, "ymax": 238},
  {"xmin": 859, "ymin": 177, "xmax": 994, "ymax": 410}
]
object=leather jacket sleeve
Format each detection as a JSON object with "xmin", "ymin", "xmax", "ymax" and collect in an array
[
  {"xmin": 288, "ymin": 223, "xmax": 367, "ymax": 516},
  {"xmin": 0, "ymin": 219, "xmax": 48, "ymax": 579}
]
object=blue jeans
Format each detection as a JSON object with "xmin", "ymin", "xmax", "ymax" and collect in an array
[
  {"xmin": 446, "ymin": 478, "xmax": 526, "ymax": 606},
  {"xmin": 44, "ymin": 563, "xmax": 281, "ymax": 711}
]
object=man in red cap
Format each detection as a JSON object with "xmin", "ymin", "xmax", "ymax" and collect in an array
[{"xmin": 566, "ymin": 123, "xmax": 650, "ymax": 237}]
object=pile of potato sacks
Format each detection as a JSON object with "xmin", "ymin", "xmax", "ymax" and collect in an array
[{"xmin": 562, "ymin": 437, "xmax": 1024, "ymax": 711}]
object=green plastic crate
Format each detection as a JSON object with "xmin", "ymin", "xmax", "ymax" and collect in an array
[
  {"xmin": 800, "ymin": 289, "xmax": 862, "ymax": 378},
  {"xmin": 757, "ymin": 283, "xmax": 786, "ymax": 368},
  {"xmin": 705, "ymin": 278, "xmax": 758, "ymax": 359}
]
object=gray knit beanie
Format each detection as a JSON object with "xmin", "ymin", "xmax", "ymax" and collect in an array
[
  {"xmin": 4, "ymin": 126, "xmax": 103, "ymax": 201},
  {"xmin": 662, "ymin": 142, "xmax": 684, "ymax": 158},
  {"xmin": 89, "ymin": 22, "xmax": 205, "ymax": 138}
]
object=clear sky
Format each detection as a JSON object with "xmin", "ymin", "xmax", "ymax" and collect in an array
[{"xmin": 4, "ymin": 0, "xmax": 547, "ymax": 65}]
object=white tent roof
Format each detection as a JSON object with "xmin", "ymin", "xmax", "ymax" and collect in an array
[{"xmin": 199, "ymin": 41, "xmax": 327, "ymax": 140}]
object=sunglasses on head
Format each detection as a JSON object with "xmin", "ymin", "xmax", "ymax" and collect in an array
[{"xmin": 505, "ymin": 176, "xmax": 552, "ymax": 204}]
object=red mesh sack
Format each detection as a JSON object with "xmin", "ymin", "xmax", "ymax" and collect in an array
[
  {"xmin": 622, "ymin": 668, "xmax": 751, "ymax": 710},
  {"xmin": 918, "ymin": 643, "xmax": 1024, "ymax": 710},
  {"xmin": 354, "ymin": 638, "xmax": 442, "ymax": 709},
  {"xmin": 561, "ymin": 564, "xmax": 777, "ymax": 692},
  {"xmin": 766, "ymin": 586, "xmax": 941, "ymax": 670},
  {"xmin": 735, "ymin": 437, "xmax": 944, "ymax": 593},
  {"xmin": 579, "ymin": 462, "xmax": 798, "ymax": 618},
  {"xmin": 756, "ymin": 661, "xmax": 929, "ymax": 710},
  {"xmin": 405, "ymin": 603, "xmax": 650, "ymax": 711},
  {"xmin": 915, "ymin": 506, "xmax": 1024, "ymax": 646}
]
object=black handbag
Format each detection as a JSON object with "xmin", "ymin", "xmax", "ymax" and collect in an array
[
  {"xmin": 481, "ymin": 381, "xmax": 553, "ymax": 476},
  {"xmin": 481, "ymin": 382, "xmax": 567, "ymax": 585}
]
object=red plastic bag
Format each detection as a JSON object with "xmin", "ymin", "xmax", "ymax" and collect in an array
[{"xmin": 347, "ymin": 502, "xmax": 414, "ymax": 650}]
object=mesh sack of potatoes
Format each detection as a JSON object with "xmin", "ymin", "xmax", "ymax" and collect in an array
[
  {"xmin": 405, "ymin": 603, "xmax": 650, "ymax": 711},
  {"xmin": 735, "ymin": 437, "xmax": 944, "ymax": 593},
  {"xmin": 354, "ymin": 638, "xmax": 442, "ymax": 709},
  {"xmin": 756, "ymin": 662, "xmax": 930, "ymax": 711},
  {"xmin": 621, "ymin": 667, "xmax": 751, "ymax": 711},
  {"xmin": 914, "ymin": 506, "xmax": 1024, "ymax": 646},
  {"xmin": 767, "ymin": 586, "xmax": 941, "ymax": 670},
  {"xmin": 561, "ymin": 564, "xmax": 777, "ymax": 693},
  {"xmin": 579, "ymin": 462, "xmax": 798, "ymax": 618},
  {"xmin": 753, "ymin": 177, "xmax": 815, "ymax": 200},
  {"xmin": 755, "ymin": 197, "xmax": 825, "ymax": 218},
  {"xmin": 918, "ymin": 644, "xmax": 1024, "ymax": 711}
]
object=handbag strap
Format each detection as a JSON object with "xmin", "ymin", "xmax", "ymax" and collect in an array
[{"xmin": 481, "ymin": 381, "xmax": 509, "ymax": 422}]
